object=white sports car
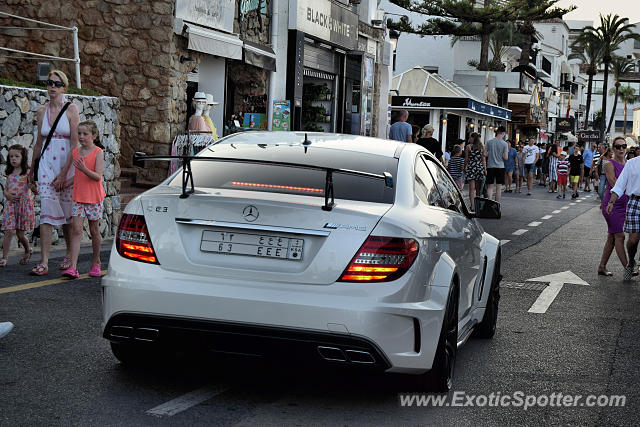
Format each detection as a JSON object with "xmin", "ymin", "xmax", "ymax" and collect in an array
[{"xmin": 102, "ymin": 132, "xmax": 501, "ymax": 391}]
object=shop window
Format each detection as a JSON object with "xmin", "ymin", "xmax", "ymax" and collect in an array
[{"xmin": 302, "ymin": 75, "xmax": 336, "ymax": 132}]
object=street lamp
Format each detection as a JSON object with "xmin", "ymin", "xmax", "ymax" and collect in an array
[{"xmin": 389, "ymin": 29, "xmax": 400, "ymax": 72}]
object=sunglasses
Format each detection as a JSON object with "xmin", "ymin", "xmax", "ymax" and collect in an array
[
  {"xmin": 46, "ymin": 79, "xmax": 65, "ymax": 88},
  {"xmin": 614, "ymin": 144, "xmax": 627, "ymax": 150}
]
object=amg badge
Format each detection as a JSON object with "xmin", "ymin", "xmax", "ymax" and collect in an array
[{"xmin": 323, "ymin": 223, "xmax": 366, "ymax": 231}]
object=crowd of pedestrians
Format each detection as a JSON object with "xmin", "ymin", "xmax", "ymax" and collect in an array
[{"xmin": 391, "ymin": 115, "xmax": 640, "ymax": 282}]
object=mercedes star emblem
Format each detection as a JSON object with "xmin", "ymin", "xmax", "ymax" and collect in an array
[{"xmin": 242, "ymin": 205, "xmax": 259, "ymax": 222}]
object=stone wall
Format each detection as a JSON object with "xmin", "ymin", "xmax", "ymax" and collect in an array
[
  {"xmin": 0, "ymin": 85, "xmax": 121, "ymax": 243},
  {"xmin": 0, "ymin": 0, "xmax": 191, "ymax": 184}
]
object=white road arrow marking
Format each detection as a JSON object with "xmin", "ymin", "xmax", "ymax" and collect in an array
[{"xmin": 527, "ymin": 271, "xmax": 590, "ymax": 314}]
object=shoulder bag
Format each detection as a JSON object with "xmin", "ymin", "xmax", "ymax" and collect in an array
[{"xmin": 33, "ymin": 101, "xmax": 71, "ymax": 182}]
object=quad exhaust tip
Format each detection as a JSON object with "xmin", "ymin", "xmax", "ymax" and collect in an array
[
  {"xmin": 317, "ymin": 346, "xmax": 375, "ymax": 364},
  {"xmin": 109, "ymin": 326, "xmax": 159, "ymax": 342}
]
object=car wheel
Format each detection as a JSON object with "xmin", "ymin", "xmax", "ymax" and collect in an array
[
  {"xmin": 422, "ymin": 282, "xmax": 459, "ymax": 392},
  {"xmin": 476, "ymin": 250, "xmax": 501, "ymax": 339}
]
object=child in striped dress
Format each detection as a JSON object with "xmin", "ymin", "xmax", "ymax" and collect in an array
[
  {"xmin": 556, "ymin": 151, "xmax": 570, "ymax": 199},
  {"xmin": 447, "ymin": 144, "xmax": 465, "ymax": 190}
]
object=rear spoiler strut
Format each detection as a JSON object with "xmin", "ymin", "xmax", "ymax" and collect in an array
[{"xmin": 133, "ymin": 152, "xmax": 394, "ymax": 211}]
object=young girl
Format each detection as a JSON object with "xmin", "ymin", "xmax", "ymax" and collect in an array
[
  {"xmin": 2, "ymin": 145, "xmax": 36, "ymax": 266},
  {"xmin": 61, "ymin": 121, "xmax": 106, "ymax": 279}
]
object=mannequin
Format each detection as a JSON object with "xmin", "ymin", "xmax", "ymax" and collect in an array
[
  {"xmin": 188, "ymin": 91, "xmax": 210, "ymax": 133},
  {"xmin": 203, "ymin": 93, "xmax": 219, "ymax": 140}
]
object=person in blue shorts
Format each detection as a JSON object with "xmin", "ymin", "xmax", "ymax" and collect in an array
[{"xmin": 504, "ymin": 140, "xmax": 518, "ymax": 192}]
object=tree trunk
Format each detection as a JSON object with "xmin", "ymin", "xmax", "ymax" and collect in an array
[
  {"xmin": 519, "ymin": 33, "xmax": 532, "ymax": 68},
  {"xmin": 623, "ymin": 102, "xmax": 628, "ymax": 135},
  {"xmin": 601, "ymin": 56, "xmax": 610, "ymax": 138},
  {"xmin": 606, "ymin": 84, "xmax": 619, "ymax": 134},
  {"xmin": 585, "ymin": 73, "xmax": 594, "ymax": 129},
  {"xmin": 479, "ymin": 23, "xmax": 491, "ymax": 71}
]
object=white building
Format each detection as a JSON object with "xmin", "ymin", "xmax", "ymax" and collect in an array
[{"xmin": 567, "ymin": 19, "xmax": 640, "ymax": 141}]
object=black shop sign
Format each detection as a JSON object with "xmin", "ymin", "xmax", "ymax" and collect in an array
[
  {"xmin": 576, "ymin": 130, "xmax": 601, "ymax": 143},
  {"xmin": 556, "ymin": 117, "xmax": 575, "ymax": 133}
]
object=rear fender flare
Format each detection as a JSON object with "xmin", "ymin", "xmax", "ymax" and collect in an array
[{"xmin": 478, "ymin": 233, "xmax": 500, "ymax": 307}]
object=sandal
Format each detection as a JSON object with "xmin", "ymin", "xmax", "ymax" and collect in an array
[
  {"xmin": 61, "ymin": 267, "xmax": 79, "ymax": 279},
  {"xmin": 0, "ymin": 259, "xmax": 7, "ymax": 267},
  {"xmin": 597, "ymin": 270, "xmax": 613, "ymax": 276},
  {"xmin": 19, "ymin": 249, "xmax": 33, "ymax": 265},
  {"xmin": 30, "ymin": 264, "xmax": 48, "ymax": 276},
  {"xmin": 59, "ymin": 257, "xmax": 72, "ymax": 270}
]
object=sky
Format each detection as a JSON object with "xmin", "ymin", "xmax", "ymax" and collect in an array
[{"xmin": 556, "ymin": 0, "xmax": 640, "ymax": 25}]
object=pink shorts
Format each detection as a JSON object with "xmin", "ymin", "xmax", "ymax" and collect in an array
[{"xmin": 72, "ymin": 201, "xmax": 103, "ymax": 221}]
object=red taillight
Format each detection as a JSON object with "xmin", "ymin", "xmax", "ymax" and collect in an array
[
  {"xmin": 338, "ymin": 236, "xmax": 419, "ymax": 282},
  {"xmin": 116, "ymin": 214, "xmax": 159, "ymax": 264}
]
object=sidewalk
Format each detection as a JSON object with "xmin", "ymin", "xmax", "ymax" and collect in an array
[{"xmin": 4, "ymin": 237, "xmax": 113, "ymax": 264}]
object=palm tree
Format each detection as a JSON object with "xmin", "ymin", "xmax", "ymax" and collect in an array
[
  {"xmin": 583, "ymin": 14, "xmax": 640, "ymax": 137},
  {"xmin": 606, "ymin": 55, "xmax": 635, "ymax": 133},
  {"xmin": 569, "ymin": 32, "xmax": 603, "ymax": 129},
  {"xmin": 617, "ymin": 85, "xmax": 638, "ymax": 135}
]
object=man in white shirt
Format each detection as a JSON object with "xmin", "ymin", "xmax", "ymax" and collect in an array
[
  {"xmin": 607, "ymin": 155, "xmax": 640, "ymax": 281},
  {"xmin": 522, "ymin": 137, "xmax": 539, "ymax": 196}
]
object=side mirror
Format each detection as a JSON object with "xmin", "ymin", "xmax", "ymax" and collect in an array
[{"xmin": 473, "ymin": 197, "xmax": 501, "ymax": 219}]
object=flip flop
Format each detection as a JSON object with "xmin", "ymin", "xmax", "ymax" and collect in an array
[
  {"xmin": 597, "ymin": 270, "xmax": 613, "ymax": 276},
  {"xmin": 30, "ymin": 264, "xmax": 48, "ymax": 276},
  {"xmin": 19, "ymin": 249, "xmax": 33, "ymax": 265},
  {"xmin": 59, "ymin": 257, "xmax": 72, "ymax": 270}
]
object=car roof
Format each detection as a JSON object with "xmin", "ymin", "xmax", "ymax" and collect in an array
[{"xmin": 219, "ymin": 131, "xmax": 406, "ymax": 158}]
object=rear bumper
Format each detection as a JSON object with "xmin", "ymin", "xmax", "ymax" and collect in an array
[
  {"xmin": 104, "ymin": 313, "xmax": 392, "ymax": 371},
  {"xmin": 102, "ymin": 249, "xmax": 450, "ymax": 374}
]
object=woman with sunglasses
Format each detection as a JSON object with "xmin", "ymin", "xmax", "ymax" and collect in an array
[
  {"xmin": 29, "ymin": 70, "xmax": 80, "ymax": 276},
  {"xmin": 599, "ymin": 137, "xmax": 630, "ymax": 277}
]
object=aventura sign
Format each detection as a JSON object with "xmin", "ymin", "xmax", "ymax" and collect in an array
[
  {"xmin": 290, "ymin": 0, "xmax": 358, "ymax": 50},
  {"xmin": 392, "ymin": 96, "xmax": 511, "ymax": 121},
  {"xmin": 176, "ymin": 0, "xmax": 235, "ymax": 33}
]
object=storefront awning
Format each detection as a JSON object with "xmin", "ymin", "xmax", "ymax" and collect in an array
[
  {"xmin": 185, "ymin": 23, "xmax": 242, "ymax": 60},
  {"xmin": 243, "ymin": 40, "xmax": 276, "ymax": 72}
]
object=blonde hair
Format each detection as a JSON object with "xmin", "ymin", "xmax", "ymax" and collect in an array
[
  {"xmin": 78, "ymin": 120, "xmax": 104, "ymax": 149},
  {"xmin": 48, "ymin": 69, "xmax": 69, "ymax": 87},
  {"xmin": 421, "ymin": 124, "xmax": 434, "ymax": 137}
]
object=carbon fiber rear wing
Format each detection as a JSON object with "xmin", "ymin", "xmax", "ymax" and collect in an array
[{"xmin": 133, "ymin": 152, "xmax": 393, "ymax": 211}]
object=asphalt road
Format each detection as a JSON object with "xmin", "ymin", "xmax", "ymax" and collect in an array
[{"xmin": 1, "ymin": 183, "xmax": 638, "ymax": 426}]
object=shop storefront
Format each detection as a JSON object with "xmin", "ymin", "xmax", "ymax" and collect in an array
[
  {"xmin": 286, "ymin": 0, "xmax": 360, "ymax": 133},
  {"xmin": 175, "ymin": 0, "xmax": 274, "ymax": 135},
  {"xmin": 391, "ymin": 68, "xmax": 511, "ymax": 150}
]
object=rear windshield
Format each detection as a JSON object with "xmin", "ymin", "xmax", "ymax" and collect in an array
[{"xmin": 168, "ymin": 161, "xmax": 395, "ymax": 204}]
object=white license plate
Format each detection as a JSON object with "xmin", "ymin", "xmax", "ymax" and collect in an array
[{"xmin": 200, "ymin": 230, "xmax": 304, "ymax": 260}]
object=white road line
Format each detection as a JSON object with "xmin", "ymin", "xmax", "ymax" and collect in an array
[
  {"xmin": 561, "ymin": 206, "xmax": 569, "ymax": 210},
  {"xmin": 552, "ymin": 210, "xmax": 562, "ymax": 214},
  {"xmin": 146, "ymin": 386, "xmax": 228, "ymax": 417},
  {"xmin": 570, "ymin": 203, "xmax": 576, "ymax": 205},
  {"xmin": 500, "ymin": 240, "xmax": 511, "ymax": 246},
  {"xmin": 512, "ymin": 229, "xmax": 528, "ymax": 236},
  {"xmin": 541, "ymin": 215, "xmax": 552, "ymax": 220},
  {"xmin": 528, "ymin": 221, "xmax": 542, "ymax": 227},
  {"xmin": 576, "ymin": 200, "xmax": 582, "ymax": 203}
]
